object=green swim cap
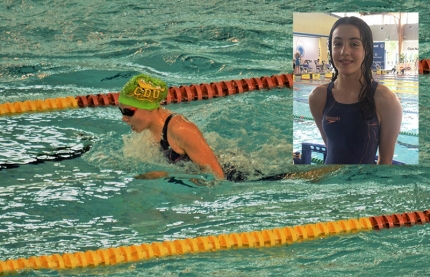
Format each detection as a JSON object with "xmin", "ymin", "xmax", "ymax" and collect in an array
[{"xmin": 119, "ymin": 74, "xmax": 169, "ymax": 110}]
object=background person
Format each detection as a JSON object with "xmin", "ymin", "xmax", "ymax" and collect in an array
[{"xmin": 294, "ymin": 51, "xmax": 301, "ymax": 74}]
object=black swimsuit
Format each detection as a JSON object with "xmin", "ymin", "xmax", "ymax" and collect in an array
[
  {"xmin": 159, "ymin": 114, "xmax": 285, "ymax": 182},
  {"xmin": 160, "ymin": 114, "xmax": 190, "ymax": 163}
]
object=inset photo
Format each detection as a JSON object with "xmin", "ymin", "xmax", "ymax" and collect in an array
[{"xmin": 292, "ymin": 12, "xmax": 418, "ymax": 165}]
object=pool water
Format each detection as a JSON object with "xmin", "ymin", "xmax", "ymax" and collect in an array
[
  {"xmin": 1, "ymin": 1, "xmax": 430, "ymax": 276},
  {"xmin": 293, "ymin": 75, "xmax": 419, "ymax": 164}
]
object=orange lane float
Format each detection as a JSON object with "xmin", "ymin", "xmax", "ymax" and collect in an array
[
  {"xmin": 0, "ymin": 73, "xmax": 293, "ymax": 116},
  {"xmin": 0, "ymin": 209, "xmax": 428, "ymax": 274},
  {"xmin": 419, "ymin": 59, "xmax": 430, "ymax": 74}
]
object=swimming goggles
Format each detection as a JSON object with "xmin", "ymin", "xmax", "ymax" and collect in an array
[{"xmin": 119, "ymin": 107, "xmax": 137, "ymax": 117}]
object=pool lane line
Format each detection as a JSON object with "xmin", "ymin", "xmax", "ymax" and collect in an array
[
  {"xmin": 0, "ymin": 73, "xmax": 293, "ymax": 116},
  {"xmin": 379, "ymin": 81, "xmax": 419, "ymax": 87},
  {"xmin": 0, "ymin": 209, "xmax": 428, "ymax": 274},
  {"xmin": 388, "ymin": 89, "xmax": 418, "ymax": 94},
  {"xmin": 292, "ymin": 115, "xmax": 419, "ymax": 137}
]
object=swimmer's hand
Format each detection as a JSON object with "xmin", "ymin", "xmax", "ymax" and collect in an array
[{"xmin": 134, "ymin": 171, "xmax": 169, "ymax": 180}]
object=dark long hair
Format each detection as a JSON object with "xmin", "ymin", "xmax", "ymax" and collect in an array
[{"xmin": 328, "ymin": 16, "xmax": 375, "ymax": 120}]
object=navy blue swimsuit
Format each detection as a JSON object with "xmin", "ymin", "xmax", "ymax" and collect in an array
[
  {"xmin": 322, "ymin": 81, "xmax": 380, "ymax": 164},
  {"xmin": 160, "ymin": 114, "xmax": 190, "ymax": 163}
]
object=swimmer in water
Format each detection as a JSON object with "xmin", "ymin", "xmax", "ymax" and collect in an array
[{"xmin": 118, "ymin": 74, "xmax": 225, "ymax": 180}]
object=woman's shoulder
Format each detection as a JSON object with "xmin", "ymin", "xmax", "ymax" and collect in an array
[
  {"xmin": 374, "ymin": 83, "xmax": 399, "ymax": 104},
  {"xmin": 170, "ymin": 113, "xmax": 192, "ymax": 125},
  {"xmin": 169, "ymin": 114, "xmax": 201, "ymax": 136},
  {"xmin": 308, "ymin": 83, "xmax": 329, "ymax": 100},
  {"xmin": 373, "ymin": 82, "xmax": 402, "ymax": 124}
]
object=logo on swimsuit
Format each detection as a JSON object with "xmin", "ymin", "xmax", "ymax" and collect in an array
[
  {"xmin": 325, "ymin": 116, "xmax": 340, "ymax": 124},
  {"xmin": 132, "ymin": 78, "xmax": 166, "ymax": 101}
]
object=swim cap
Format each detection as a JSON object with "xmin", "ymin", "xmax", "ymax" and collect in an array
[{"xmin": 119, "ymin": 74, "xmax": 168, "ymax": 110}]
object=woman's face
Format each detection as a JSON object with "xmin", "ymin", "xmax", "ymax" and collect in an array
[
  {"xmin": 331, "ymin": 24, "xmax": 366, "ymax": 76},
  {"xmin": 119, "ymin": 104, "xmax": 152, "ymax": 133}
]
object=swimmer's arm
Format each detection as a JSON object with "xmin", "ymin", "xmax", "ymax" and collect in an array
[
  {"xmin": 171, "ymin": 121, "xmax": 225, "ymax": 180},
  {"xmin": 135, "ymin": 171, "xmax": 169, "ymax": 179},
  {"xmin": 308, "ymin": 86, "xmax": 328, "ymax": 145},
  {"xmin": 375, "ymin": 85, "xmax": 403, "ymax": 164}
]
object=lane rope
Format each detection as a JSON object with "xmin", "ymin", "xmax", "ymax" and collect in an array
[
  {"xmin": 419, "ymin": 59, "xmax": 430, "ymax": 74},
  {"xmin": 0, "ymin": 73, "xmax": 293, "ymax": 116},
  {"xmin": 0, "ymin": 209, "xmax": 428, "ymax": 274}
]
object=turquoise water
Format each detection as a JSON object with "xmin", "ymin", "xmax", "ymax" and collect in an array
[
  {"xmin": 293, "ymin": 75, "xmax": 419, "ymax": 164},
  {"xmin": 1, "ymin": 1, "xmax": 430, "ymax": 276}
]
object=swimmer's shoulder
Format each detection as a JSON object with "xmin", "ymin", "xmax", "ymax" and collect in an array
[
  {"xmin": 308, "ymin": 83, "xmax": 330, "ymax": 105},
  {"xmin": 374, "ymin": 83, "xmax": 400, "ymax": 106},
  {"xmin": 169, "ymin": 113, "xmax": 195, "ymax": 129},
  {"xmin": 168, "ymin": 113, "xmax": 203, "ymax": 140},
  {"xmin": 165, "ymin": 113, "xmax": 200, "ymax": 153},
  {"xmin": 374, "ymin": 83, "xmax": 402, "ymax": 123}
]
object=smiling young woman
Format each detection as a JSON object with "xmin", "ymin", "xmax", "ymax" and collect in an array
[{"xmin": 308, "ymin": 16, "xmax": 402, "ymax": 164}]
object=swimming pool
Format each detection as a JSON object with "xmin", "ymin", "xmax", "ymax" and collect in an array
[
  {"xmin": 1, "ymin": 1, "xmax": 430, "ymax": 276},
  {"xmin": 293, "ymin": 75, "xmax": 419, "ymax": 164}
]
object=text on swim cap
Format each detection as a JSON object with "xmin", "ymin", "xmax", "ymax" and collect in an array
[{"xmin": 132, "ymin": 78, "xmax": 166, "ymax": 100}]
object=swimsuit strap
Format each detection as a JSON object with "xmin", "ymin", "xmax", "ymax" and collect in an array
[
  {"xmin": 160, "ymin": 113, "xmax": 176, "ymax": 150},
  {"xmin": 327, "ymin": 81, "xmax": 334, "ymax": 99},
  {"xmin": 327, "ymin": 80, "xmax": 378, "ymax": 99}
]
